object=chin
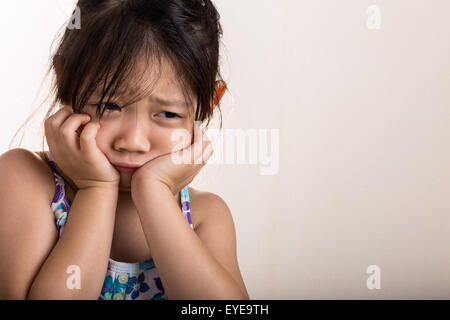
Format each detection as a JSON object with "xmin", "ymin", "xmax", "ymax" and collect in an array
[
  {"xmin": 118, "ymin": 177, "xmax": 132, "ymax": 191},
  {"xmin": 119, "ymin": 185, "xmax": 131, "ymax": 192}
]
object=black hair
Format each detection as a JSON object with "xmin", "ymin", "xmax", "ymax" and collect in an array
[{"xmin": 10, "ymin": 0, "xmax": 228, "ymax": 151}]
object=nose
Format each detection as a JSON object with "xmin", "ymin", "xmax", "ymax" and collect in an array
[{"xmin": 113, "ymin": 109, "xmax": 150, "ymax": 153}]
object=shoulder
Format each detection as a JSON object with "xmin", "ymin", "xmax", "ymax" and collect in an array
[
  {"xmin": 0, "ymin": 149, "xmax": 58, "ymax": 299},
  {"xmin": 187, "ymin": 186, "xmax": 230, "ymax": 208},
  {"xmin": 0, "ymin": 148, "xmax": 55, "ymax": 203},
  {"xmin": 187, "ymin": 187, "xmax": 233, "ymax": 231}
]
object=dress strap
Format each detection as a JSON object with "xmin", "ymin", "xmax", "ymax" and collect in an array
[
  {"xmin": 44, "ymin": 151, "xmax": 72, "ymax": 237},
  {"xmin": 181, "ymin": 187, "xmax": 193, "ymax": 229},
  {"xmin": 44, "ymin": 151, "xmax": 72, "ymax": 207}
]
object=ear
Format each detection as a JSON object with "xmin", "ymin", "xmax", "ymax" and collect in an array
[{"xmin": 211, "ymin": 80, "xmax": 227, "ymax": 109}]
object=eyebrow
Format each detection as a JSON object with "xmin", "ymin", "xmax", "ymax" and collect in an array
[
  {"xmin": 149, "ymin": 95, "xmax": 189, "ymax": 108},
  {"xmin": 95, "ymin": 88, "xmax": 189, "ymax": 108}
]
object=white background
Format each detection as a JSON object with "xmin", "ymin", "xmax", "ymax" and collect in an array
[{"xmin": 1, "ymin": 0, "xmax": 449, "ymax": 299}]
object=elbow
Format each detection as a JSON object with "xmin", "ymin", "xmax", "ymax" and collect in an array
[
  {"xmin": 237, "ymin": 291, "xmax": 251, "ymax": 300},
  {"xmin": 223, "ymin": 286, "xmax": 251, "ymax": 300},
  {"xmin": 0, "ymin": 290, "xmax": 28, "ymax": 300},
  {"xmin": 227, "ymin": 292, "xmax": 250, "ymax": 300}
]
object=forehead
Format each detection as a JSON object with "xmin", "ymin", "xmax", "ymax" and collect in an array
[{"xmin": 92, "ymin": 55, "xmax": 196, "ymax": 109}]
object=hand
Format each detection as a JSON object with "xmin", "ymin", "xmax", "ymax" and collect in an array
[
  {"xmin": 130, "ymin": 123, "xmax": 214, "ymax": 198},
  {"xmin": 44, "ymin": 105, "xmax": 120, "ymax": 190}
]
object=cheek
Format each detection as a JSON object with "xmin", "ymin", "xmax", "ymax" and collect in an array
[
  {"xmin": 151, "ymin": 130, "xmax": 173, "ymax": 150},
  {"xmin": 175, "ymin": 128, "xmax": 194, "ymax": 151},
  {"xmin": 153, "ymin": 128, "xmax": 188, "ymax": 153},
  {"xmin": 93, "ymin": 125, "xmax": 110, "ymax": 151}
]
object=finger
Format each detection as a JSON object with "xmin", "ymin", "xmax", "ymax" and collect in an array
[
  {"xmin": 192, "ymin": 127, "xmax": 211, "ymax": 165},
  {"xmin": 193, "ymin": 122, "xmax": 203, "ymax": 145},
  {"xmin": 202, "ymin": 139, "xmax": 214, "ymax": 163},
  {"xmin": 190, "ymin": 125, "xmax": 203, "ymax": 164},
  {"xmin": 45, "ymin": 105, "xmax": 74, "ymax": 147},
  {"xmin": 60, "ymin": 112, "xmax": 91, "ymax": 135},
  {"xmin": 60, "ymin": 113, "xmax": 92, "ymax": 151},
  {"xmin": 198, "ymin": 137, "xmax": 214, "ymax": 165},
  {"xmin": 79, "ymin": 122, "xmax": 102, "ymax": 161},
  {"xmin": 48, "ymin": 105, "xmax": 75, "ymax": 129}
]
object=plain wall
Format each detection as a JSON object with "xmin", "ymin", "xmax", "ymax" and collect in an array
[{"xmin": 0, "ymin": 0, "xmax": 449, "ymax": 299}]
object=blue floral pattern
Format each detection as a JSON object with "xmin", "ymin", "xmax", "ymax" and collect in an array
[
  {"xmin": 126, "ymin": 273, "xmax": 150, "ymax": 300},
  {"xmin": 100, "ymin": 275, "xmax": 113, "ymax": 299}
]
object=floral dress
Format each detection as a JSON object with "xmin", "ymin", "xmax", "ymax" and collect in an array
[{"xmin": 44, "ymin": 151, "xmax": 193, "ymax": 300}]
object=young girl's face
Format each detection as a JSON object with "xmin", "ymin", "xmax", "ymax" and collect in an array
[{"xmin": 82, "ymin": 62, "xmax": 197, "ymax": 192}]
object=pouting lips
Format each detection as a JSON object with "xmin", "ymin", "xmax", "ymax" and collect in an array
[{"xmin": 114, "ymin": 166, "xmax": 138, "ymax": 173}]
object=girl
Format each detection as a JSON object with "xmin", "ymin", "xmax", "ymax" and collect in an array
[{"xmin": 0, "ymin": 0, "xmax": 249, "ymax": 300}]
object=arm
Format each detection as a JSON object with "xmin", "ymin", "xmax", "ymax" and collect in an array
[
  {"xmin": 192, "ymin": 191, "xmax": 250, "ymax": 300},
  {"xmin": 27, "ymin": 186, "xmax": 118, "ymax": 299},
  {"xmin": 0, "ymin": 147, "xmax": 118, "ymax": 300},
  {"xmin": 132, "ymin": 181, "xmax": 249, "ymax": 300}
]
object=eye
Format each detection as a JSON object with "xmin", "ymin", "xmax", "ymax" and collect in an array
[
  {"xmin": 89, "ymin": 102, "xmax": 122, "ymax": 116},
  {"xmin": 156, "ymin": 111, "xmax": 180, "ymax": 119},
  {"xmin": 99, "ymin": 102, "xmax": 121, "ymax": 112}
]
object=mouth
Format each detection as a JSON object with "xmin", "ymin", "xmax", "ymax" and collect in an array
[{"xmin": 114, "ymin": 165, "xmax": 139, "ymax": 173}]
